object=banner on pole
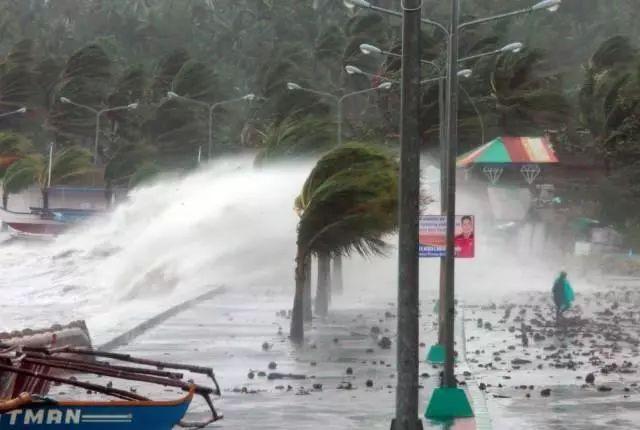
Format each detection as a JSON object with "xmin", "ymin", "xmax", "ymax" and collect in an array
[{"xmin": 419, "ymin": 215, "xmax": 475, "ymax": 258}]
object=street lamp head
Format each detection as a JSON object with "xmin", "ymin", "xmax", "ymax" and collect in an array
[
  {"xmin": 345, "ymin": 65, "xmax": 363, "ymax": 75},
  {"xmin": 532, "ymin": 0, "xmax": 561, "ymax": 11},
  {"xmin": 360, "ymin": 43, "xmax": 382, "ymax": 56},
  {"xmin": 377, "ymin": 82, "xmax": 393, "ymax": 90},
  {"xmin": 60, "ymin": 97, "xmax": 71, "ymax": 104},
  {"xmin": 286, "ymin": 82, "xmax": 302, "ymax": 91},
  {"xmin": 167, "ymin": 91, "xmax": 179, "ymax": 99},
  {"xmin": 127, "ymin": 102, "xmax": 139, "ymax": 110},
  {"xmin": 16, "ymin": 107, "xmax": 27, "ymax": 114},
  {"xmin": 501, "ymin": 42, "xmax": 524, "ymax": 53},
  {"xmin": 343, "ymin": 0, "xmax": 370, "ymax": 9},
  {"xmin": 458, "ymin": 69, "xmax": 473, "ymax": 79},
  {"xmin": 243, "ymin": 93, "xmax": 256, "ymax": 101}
]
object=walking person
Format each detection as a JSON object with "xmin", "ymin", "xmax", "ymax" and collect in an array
[{"xmin": 552, "ymin": 271, "xmax": 574, "ymax": 326}]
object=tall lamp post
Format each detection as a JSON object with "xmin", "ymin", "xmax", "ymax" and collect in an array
[
  {"xmin": 167, "ymin": 92, "xmax": 256, "ymax": 161},
  {"xmin": 286, "ymin": 81, "xmax": 393, "ymax": 147},
  {"xmin": 358, "ymin": 40, "xmax": 522, "ymax": 364},
  {"xmin": 0, "ymin": 107, "xmax": 27, "ymax": 119},
  {"xmin": 60, "ymin": 97, "xmax": 138, "ymax": 165},
  {"xmin": 286, "ymin": 80, "xmax": 393, "ymax": 299},
  {"xmin": 345, "ymin": 0, "xmax": 562, "ymax": 423}
]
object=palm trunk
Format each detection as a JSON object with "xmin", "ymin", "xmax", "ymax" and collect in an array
[
  {"xmin": 105, "ymin": 180, "xmax": 113, "ymax": 209},
  {"xmin": 2, "ymin": 192, "xmax": 7, "ymax": 210},
  {"xmin": 332, "ymin": 254, "xmax": 344, "ymax": 295},
  {"xmin": 303, "ymin": 254, "xmax": 312, "ymax": 322},
  {"xmin": 42, "ymin": 189, "xmax": 49, "ymax": 211},
  {"xmin": 290, "ymin": 244, "xmax": 306, "ymax": 344},
  {"xmin": 315, "ymin": 250, "xmax": 331, "ymax": 317}
]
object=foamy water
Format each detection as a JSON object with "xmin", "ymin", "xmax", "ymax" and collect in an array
[
  {"xmin": 0, "ymin": 156, "xmax": 311, "ymax": 341},
  {"xmin": 0, "ymin": 154, "xmax": 569, "ymax": 343}
]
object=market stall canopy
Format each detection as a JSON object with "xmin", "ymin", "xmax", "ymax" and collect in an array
[{"xmin": 457, "ymin": 136, "xmax": 559, "ymax": 168}]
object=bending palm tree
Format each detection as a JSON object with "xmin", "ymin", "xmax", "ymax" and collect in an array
[
  {"xmin": 291, "ymin": 143, "xmax": 399, "ymax": 343},
  {"xmin": 0, "ymin": 132, "xmax": 34, "ymax": 208},
  {"xmin": 3, "ymin": 146, "xmax": 92, "ymax": 211}
]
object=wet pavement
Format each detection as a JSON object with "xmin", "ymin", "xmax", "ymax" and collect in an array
[
  {"xmin": 49, "ymin": 282, "xmax": 640, "ymax": 429},
  {"xmin": 51, "ymin": 291, "xmax": 483, "ymax": 429},
  {"xmin": 464, "ymin": 285, "xmax": 640, "ymax": 429}
]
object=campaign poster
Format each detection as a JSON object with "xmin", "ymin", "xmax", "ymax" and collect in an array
[{"xmin": 419, "ymin": 215, "xmax": 475, "ymax": 258}]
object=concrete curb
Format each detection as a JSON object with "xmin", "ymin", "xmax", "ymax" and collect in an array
[{"xmin": 98, "ymin": 286, "xmax": 226, "ymax": 351}]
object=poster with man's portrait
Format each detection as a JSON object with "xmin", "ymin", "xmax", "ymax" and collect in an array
[{"xmin": 419, "ymin": 215, "xmax": 475, "ymax": 258}]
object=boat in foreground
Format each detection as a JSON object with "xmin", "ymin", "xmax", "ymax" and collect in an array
[
  {"xmin": 0, "ymin": 345, "xmax": 222, "ymax": 429},
  {"xmin": 0, "ymin": 389, "xmax": 194, "ymax": 429}
]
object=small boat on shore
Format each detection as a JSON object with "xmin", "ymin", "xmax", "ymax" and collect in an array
[
  {"xmin": 0, "ymin": 345, "xmax": 222, "ymax": 429},
  {"xmin": 0, "ymin": 207, "xmax": 67, "ymax": 238},
  {"xmin": 0, "ymin": 206, "xmax": 103, "ymax": 239},
  {"xmin": 0, "ymin": 389, "xmax": 195, "ymax": 429}
]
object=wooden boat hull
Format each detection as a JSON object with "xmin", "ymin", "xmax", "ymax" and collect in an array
[
  {"xmin": 0, "ymin": 208, "xmax": 66, "ymax": 238},
  {"xmin": 0, "ymin": 392, "xmax": 192, "ymax": 429}
]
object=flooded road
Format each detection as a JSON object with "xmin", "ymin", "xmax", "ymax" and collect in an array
[{"xmin": 2, "ymin": 158, "xmax": 639, "ymax": 428}]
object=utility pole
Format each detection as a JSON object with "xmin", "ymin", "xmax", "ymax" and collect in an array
[
  {"xmin": 438, "ymin": 78, "xmax": 448, "ymax": 347},
  {"xmin": 393, "ymin": 0, "xmax": 422, "ymax": 428},
  {"xmin": 443, "ymin": 0, "xmax": 460, "ymax": 389}
]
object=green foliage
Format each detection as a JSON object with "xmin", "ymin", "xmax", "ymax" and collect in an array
[
  {"xmin": 3, "ymin": 146, "xmax": 92, "ymax": 194},
  {"xmin": 49, "ymin": 43, "xmax": 113, "ymax": 139},
  {"xmin": 296, "ymin": 141, "xmax": 394, "ymax": 211},
  {"xmin": 147, "ymin": 98, "xmax": 202, "ymax": 168},
  {"xmin": 152, "ymin": 48, "xmax": 190, "ymax": 99},
  {"xmin": 579, "ymin": 36, "xmax": 640, "ymax": 163},
  {"xmin": 0, "ymin": 132, "xmax": 33, "ymax": 156},
  {"xmin": 296, "ymin": 143, "xmax": 399, "ymax": 258},
  {"xmin": 255, "ymin": 115, "xmax": 336, "ymax": 165},
  {"xmin": 490, "ymin": 49, "xmax": 571, "ymax": 136},
  {"xmin": 129, "ymin": 161, "xmax": 161, "ymax": 188},
  {"xmin": 173, "ymin": 60, "xmax": 223, "ymax": 102},
  {"xmin": 2, "ymin": 157, "xmax": 38, "ymax": 194},
  {"xmin": 105, "ymin": 143, "xmax": 156, "ymax": 187}
]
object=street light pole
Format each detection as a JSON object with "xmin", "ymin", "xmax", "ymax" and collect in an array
[
  {"xmin": 60, "ymin": 97, "xmax": 138, "ymax": 165},
  {"xmin": 0, "ymin": 107, "xmax": 27, "ymax": 119},
  {"xmin": 345, "ymin": 0, "xmax": 563, "ymax": 420},
  {"xmin": 287, "ymin": 82, "xmax": 391, "ymax": 147},
  {"xmin": 337, "ymin": 83, "xmax": 393, "ymax": 146},
  {"xmin": 393, "ymin": 0, "xmax": 421, "ymax": 428},
  {"xmin": 443, "ymin": 0, "xmax": 461, "ymax": 390},
  {"xmin": 167, "ymin": 92, "xmax": 256, "ymax": 160}
]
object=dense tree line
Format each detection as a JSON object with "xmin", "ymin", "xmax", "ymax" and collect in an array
[{"xmin": 0, "ymin": 0, "xmax": 639, "ymax": 232}]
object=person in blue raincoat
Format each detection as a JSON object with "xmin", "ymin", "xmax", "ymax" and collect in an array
[{"xmin": 552, "ymin": 271, "xmax": 574, "ymax": 324}]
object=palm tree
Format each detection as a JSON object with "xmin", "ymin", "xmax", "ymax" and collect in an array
[
  {"xmin": 128, "ymin": 162, "xmax": 161, "ymax": 189},
  {"xmin": 290, "ymin": 143, "xmax": 399, "ymax": 343},
  {"xmin": 0, "ymin": 132, "xmax": 34, "ymax": 208},
  {"xmin": 3, "ymin": 146, "xmax": 92, "ymax": 211},
  {"xmin": 254, "ymin": 115, "xmax": 336, "ymax": 165},
  {"xmin": 489, "ymin": 49, "xmax": 571, "ymax": 137},
  {"xmin": 579, "ymin": 36, "xmax": 640, "ymax": 168},
  {"xmin": 578, "ymin": 36, "xmax": 640, "ymax": 228},
  {"xmin": 104, "ymin": 143, "xmax": 157, "ymax": 204}
]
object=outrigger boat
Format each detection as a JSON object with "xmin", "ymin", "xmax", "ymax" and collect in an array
[{"xmin": 0, "ymin": 345, "xmax": 222, "ymax": 429}]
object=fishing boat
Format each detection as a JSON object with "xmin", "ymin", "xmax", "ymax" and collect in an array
[
  {"xmin": 0, "ymin": 206, "xmax": 104, "ymax": 239},
  {"xmin": 0, "ymin": 207, "xmax": 67, "ymax": 238},
  {"xmin": 0, "ymin": 144, "xmax": 115, "ymax": 239},
  {"xmin": 0, "ymin": 345, "xmax": 222, "ymax": 429}
]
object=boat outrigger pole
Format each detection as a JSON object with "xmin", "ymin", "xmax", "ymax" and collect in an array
[{"xmin": 28, "ymin": 346, "xmax": 222, "ymax": 396}]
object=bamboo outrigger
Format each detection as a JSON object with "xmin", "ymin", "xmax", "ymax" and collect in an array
[{"xmin": 0, "ymin": 344, "xmax": 222, "ymax": 429}]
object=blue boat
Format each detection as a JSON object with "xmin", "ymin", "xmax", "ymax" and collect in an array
[
  {"xmin": 0, "ymin": 389, "xmax": 194, "ymax": 429},
  {"xmin": 0, "ymin": 345, "xmax": 222, "ymax": 429}
]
